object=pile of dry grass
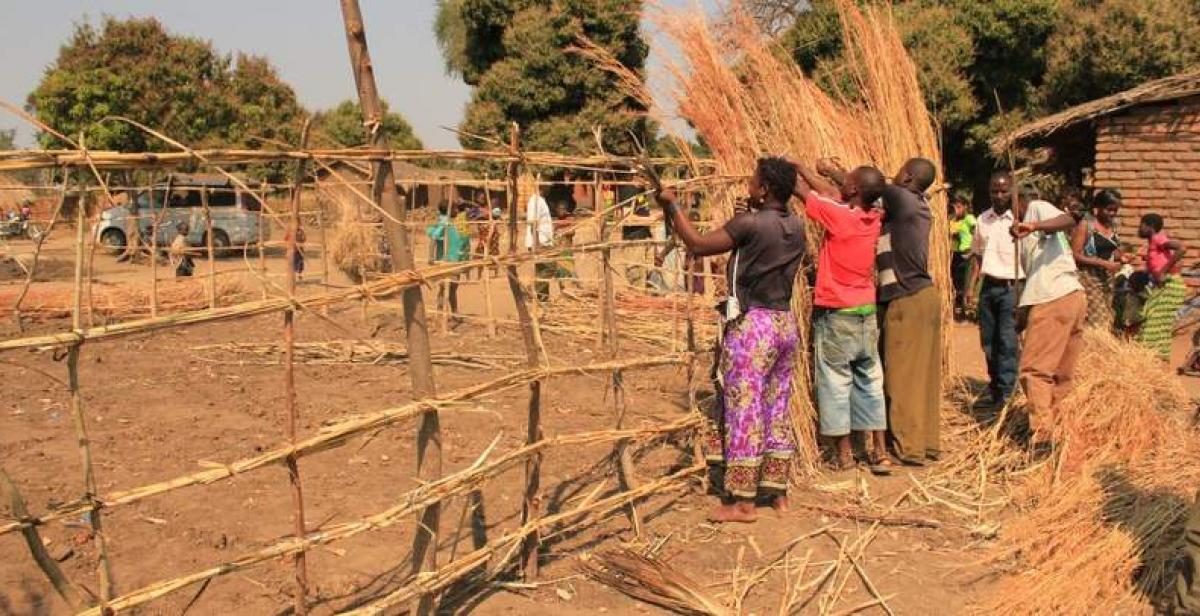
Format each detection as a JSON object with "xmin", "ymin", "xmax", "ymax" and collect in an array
[
  {"xmin": 927, "ymin": 330, "xmax": 1198, "ymax": 613},
  {"xmin": 646, "ymin": 0, "xmax": 952, "ymax": 474}
]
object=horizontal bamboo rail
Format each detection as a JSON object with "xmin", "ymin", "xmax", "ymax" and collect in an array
[
  {"xmin": 74, "ymin": 416, "xmax": 700, "ymax": 616},
  {"xmin": 0, "ymin": 353, "xmax": 688, "ymax": 537},
  {"xmin": 0, "ymin": 238, "xmax": 670, "ymax": 353}
]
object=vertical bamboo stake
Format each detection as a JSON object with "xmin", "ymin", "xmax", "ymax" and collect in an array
[
  {"xmin": 594, "ymin": 172, "xmax": 606, "ymax": 349},
  {"xmin": 282, "ymin": 122, "xmax": 312, "ymax": 615},
  {"xmin": 69, "ymin": 194, "xmax": 114, "ymax": 606},
  {"xmin": 259, "ymin": 186, "xmax": 269, "ymax": 300},
  {"xmin": 601, "ymin": 204, "xmax": 643, "ymax": 538},
  {"xmin": 502, "ymin": 124, "xmax": 544, "ymax": 580},
  {"xmin": 681, "ymin": 192, "xmax": 706, "ymax": 489},
  {"xmin": 482, "ymin": 175, "xmax": 497, "ymax": 338},
  {"xmin": 200, "ymin": 187, "xmax": 217, "ymax": 309},
  {"xmin": 13, "ymin": 172, "xmax": 71, "ymax": 330},
  {"xmin": 339, "ymin": 3, "xmax": 441, "ymax": 612},
  {"xmin": 150, "ymin": 174, "xmax": 173, "ymax": 318},
  {"xmin": 440, "ymin": 182, "xmax": 454, "ymax": 333}
]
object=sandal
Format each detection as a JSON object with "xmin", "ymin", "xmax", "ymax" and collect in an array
[{"xmin": 867, "ymin": 454, "xmax": 894, "ymax": 476}]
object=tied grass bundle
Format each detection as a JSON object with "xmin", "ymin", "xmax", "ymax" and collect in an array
[
  {"xmin": 579, "ymin": 548, "xmax": 731, "ymax": 616},
  {"xmin": 327, "ymin": 222, "xmax": 383, "ymax": 284}
]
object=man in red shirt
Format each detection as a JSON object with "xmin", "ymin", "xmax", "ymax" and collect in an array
[{"xmin": 790, "ymin": 158, "xmax": 891, "ymax": 474}]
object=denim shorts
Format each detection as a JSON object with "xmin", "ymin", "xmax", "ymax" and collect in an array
[{"xmin": 814, "ymin": 310, "xmax": 886, "ymax": 436}]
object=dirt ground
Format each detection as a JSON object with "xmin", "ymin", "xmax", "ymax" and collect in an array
[{"xmin": 1, "ymin": 231, "xmax": 1197, "ymax": 615}]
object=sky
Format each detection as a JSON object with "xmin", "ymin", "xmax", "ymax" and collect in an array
[{"xmin": 0, "ymin": 0, "xmax": 718, "ymax": 150}]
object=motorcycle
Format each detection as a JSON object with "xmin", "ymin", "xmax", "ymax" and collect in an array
[{"xmin": 0, "ymin": 212, "xmax": 43, "ymax": 241}]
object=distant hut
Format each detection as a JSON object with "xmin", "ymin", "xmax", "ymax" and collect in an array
[{"xmin": 996, "ymin": 68, "xmax": 1200, "ymax": 244}]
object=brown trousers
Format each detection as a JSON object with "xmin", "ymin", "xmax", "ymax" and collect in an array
[
  {"xmin": 1018, "ymin": 290, "xmax": 1087, "ymax": 422},
  {"xmin": 883, "ymin": 285, "xmax": 943, "ymax": 461}
]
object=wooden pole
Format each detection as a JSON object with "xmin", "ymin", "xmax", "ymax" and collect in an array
[
  {"xmin": 13, "ymin": 172, "xmax": 71, "ymax": 330},
  {"xmin": 338, "ymin": 3, "xmax": 441, "ymax": 613},
  {"xmin": 482, "ymin": 175, "xmax": 497, "ymax": 338},
  {"xmin": 283, "ymin": 121, "xmax": 312, "ymax": 615},
  {"xmin": 601, "ymin": 203, "xmax": 643, "ymax": 538},
  {"xmin": 70, "ymin": 193, "xmax": 114, "ymax": 606},
  {"xmin": 149, "ymin": 174, "xmax": 173, "ymax": 318},
  {"xmin": 441, "ymin": 181, "xmax": 453, "ymax": 333},
  {"xmin": 0, "ymin": 466, "xmax": 90, "ymax": 611},
  {"xmin": 594, "ymin": 172, "xmax": 605, "ymax": 350},
  {"xmin": 200, "ymin": 187, "xmax": 217, "ymax": 309},
  {"xmin": 502, "ymin": 124, "xmax": 544, "ymax": 580},
  {"xmin": 259, "ymin": 186, "xmax": 269, "ymax": 300}
]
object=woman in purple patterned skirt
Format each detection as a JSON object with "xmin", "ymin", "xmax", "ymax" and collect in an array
[{"xmin": 657, "ymin": 157, "xmax": 807, "ymax": 523}]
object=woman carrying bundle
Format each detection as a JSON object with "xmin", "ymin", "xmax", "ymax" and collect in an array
[
  {"xmin": 656, "ymin": 157, "xmax": 806, "ymax": 523},
  {"xmin": 1070, "ymin": 189, "xmax": 1126, "ymax": 329}
]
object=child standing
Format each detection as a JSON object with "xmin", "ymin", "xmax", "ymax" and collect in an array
[{"xmin": 1136, "ymin": 213, "xmax": 1188, "ymax": 359}]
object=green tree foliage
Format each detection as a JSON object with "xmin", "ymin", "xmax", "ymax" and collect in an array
[
  {"xmin": 27, "ymin": 16, "xmax": 306, "ymax": 153},
  {"xmin": 313, "ymin": 99, "xmax": 424, "ymax": 150},
  {"xmin": 775, "ymin": 0, "xmax": 1200, "ymax": 188},
  {"xmin": 0, "ymin": 129, "xmax": 14, "ymax": 151},
  {"xmin": 435, "ymin": 0, "xmax": 653, "ymax": 155}
]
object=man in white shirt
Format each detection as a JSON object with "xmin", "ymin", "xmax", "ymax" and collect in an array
[
  {"xmin": 525, "ymin": 186, "xmax": 555, "ymax": 301},
  {"xmin": 1011, "ymin": 186, "xmax": 1085, "ymax": 430},
  {"xmin": 970, "ymin": 172, "xmax": 1025, "ymax": 407}
]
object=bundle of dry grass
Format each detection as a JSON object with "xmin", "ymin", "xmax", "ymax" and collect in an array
[
  {"xmin": 579, "ymin": 548, "xmax": 730, "ymax": 616},
  {"xmin": 327, "ymin": 221, "xmax": 383, "ymax": 283},
  {"xmin": 646, "ymin": 0, "xmax": 951, "ymax": 475},
  {"xmin": 932, "ymin": 330, "xmax": 1200, "ymax": 613}
]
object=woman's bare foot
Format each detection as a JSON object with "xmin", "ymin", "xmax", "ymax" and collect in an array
[
  {"xmin": 708, "ymin": 500, "xmax": 757, "ymax": 523},
  {"xmin": 771, "ymin": 495, "xmax": 789, "ymax": 516}
]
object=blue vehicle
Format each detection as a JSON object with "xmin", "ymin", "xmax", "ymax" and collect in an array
[{"xmin": 96, "ymin": 175, "xmax": 269, "ymax": 255}]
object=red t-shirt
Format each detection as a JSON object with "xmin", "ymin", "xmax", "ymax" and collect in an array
[
  {"xmin": 1147, "ymin": 231, "xmax": 1177, "ymax": 277},
  {"xmin": 805, "ymin": 191, "xmax": 882, "ymax": 308}
]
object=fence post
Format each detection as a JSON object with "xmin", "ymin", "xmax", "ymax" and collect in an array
[
  {"xmin": 482, "ymin": 175, "xmax": 497, "ymax": 338},
  {"xmin": 200, "ymin": 187, "xmax": 217, "ymax": 309},
  {"xmin": 150, "ymin": 174, "xmax": 173, "ymax": 318},
  {"xmin": 282, "ymin": 121, "xmax": 312, "ymax": 615},
  {"xmin": 338, "ymin": 3, "xmax": 441, "ymax": 613},
  {"xmin": 69, "ymin": 192, "xmax": 115, "ymax": 606}
]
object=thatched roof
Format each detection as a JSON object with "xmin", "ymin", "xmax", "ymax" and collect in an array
[{"xmin": 993, "ymin": 67, "xmax": 1200, "ymax": 152}]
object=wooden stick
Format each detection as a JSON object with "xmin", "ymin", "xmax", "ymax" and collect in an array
[
  {"xmin": 283, "ymin": 120, "xmax": 312, "ymax": 615},
  {"xmin": 259, "ymin": 186, "xmax": 269, "ymax": 300},
  {"xmin": 482, "ymin": 174, "xmax": 497, "ymax": 338},
  {"xmin": 337, "ymin": 6, "xmax": 442, "ymax": 613},
  {"xmin": 12, "ymin": 172, "xmax": 70, "ymax": 330},
  {"xmin": 200, "ymin": 187, "xmax": 217, "ymax": 309},
  {"xmin": 0, "ymin": 466, "xmax": 90, "ymax": 611},
  {"xmin": 69, "ymin": 197, "xmax": 114, "ymax": 606},
  {"xmin": 149, "ymin": 174, "xmax": 173, "ymax": 317}
]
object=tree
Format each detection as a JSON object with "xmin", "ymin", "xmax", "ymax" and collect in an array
[
  {"xmin": 313, "ymin": 99, "xmax": 423, "ymax": 150},
  {"xmin": 775, "ymin": 0, "xmax": 1200, "ymax": 189},
  {"xmin": 27, "ymin": 16, "xmax": 307, "ymax": 152},
  {"xmin": 435, "ymin": 0, "xmax": 653, "ymax": 155}
]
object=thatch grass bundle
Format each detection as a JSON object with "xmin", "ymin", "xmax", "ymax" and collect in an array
[
  {"xmin": 579, "ymin": 548, "xmax": 731, "ymax": 616},
  {"xmin": 964, "ymin": 330, "xmax": 1199, "ymax": 613},
  {"xmin": 647, "ymin": 0, "xmax": 952, "ymax": 474},
  {"xmin": 327, "ymin": 221, "xmax": 382, "ymax": 283}
]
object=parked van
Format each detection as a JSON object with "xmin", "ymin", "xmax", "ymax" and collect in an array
[{"xmin": 96, "ymin": 175, "xmax": 268, "ymax": 255}]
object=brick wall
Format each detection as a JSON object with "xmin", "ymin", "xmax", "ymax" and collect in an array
[{"xmin": 1093, "ymin": 95, "xmax": 1200, "ymax": 245}]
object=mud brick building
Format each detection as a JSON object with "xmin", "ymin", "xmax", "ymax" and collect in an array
[{"xmin": 999, "ymin": 69, "xmax": 1200, "ymax": 244}]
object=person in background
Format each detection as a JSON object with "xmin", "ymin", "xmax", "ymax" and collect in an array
[
  {"xmin": 1136, "ymin": 213, "xmax": 1188, "ymax": 360},
  {"xmin": 1070, "ymin": 189, "xmax": 1125, "ymax": 329},
  {"xmin": 970, "ymin": 172, "xmax": 1024, "ymax": 408},
  {"xmin": 791, "ymin": 158, "xmax": 891, "ymax": 475},
  {"xmin": 551, "ymin": 201, "xmax": 581, "ymax": 292},
  {"xmin": 169, "ymin": 221, "xmax": 194, "ymax": 278},
  {"xmin": 426, "ymin": 200, "xmax": 470, "ymax": 328},
  {"xmin": 657, "ymin": 157, "xmax": 806, "ymax": 523},
  {"xmin": 1010, "ymin": 185, "xmax": 1086, "ymax": 435},
  {"xmin": 948, "ymin": 195, "xmax": 977, "ymax": 320},
  {"xmin": 285, "ymin": 224, "xmax": 307, "ymax": 281},
  {"xmin": 526, "ymin": 183, "xmax": 556, "ymax": 302}
]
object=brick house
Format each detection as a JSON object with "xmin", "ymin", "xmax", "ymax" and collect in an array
[{"xmin": 998, "ymin": 68, "xmax": 1200, "ymax": 244}]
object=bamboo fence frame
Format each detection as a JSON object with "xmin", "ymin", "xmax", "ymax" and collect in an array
[{"xmin": 1, "ymin": 135, "xmax": 714, "ymax": 614}]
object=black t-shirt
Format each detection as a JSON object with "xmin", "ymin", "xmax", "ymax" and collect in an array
[
  {"xmin": 723, "ymin": 207, "xmax": 806, "ymax": 311},
  {"xmin": 876, "ymin": 185, "xmax": 933, "ymax": 303}
]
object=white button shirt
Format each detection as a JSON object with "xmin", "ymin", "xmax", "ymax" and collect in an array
[
  {"xmin": 524, "ymin": 194, "xmax": 554, "ymax": 250},
  {"xmin": 972, "ymin": 207, "xmax": 1025, "ymax": 280}
]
